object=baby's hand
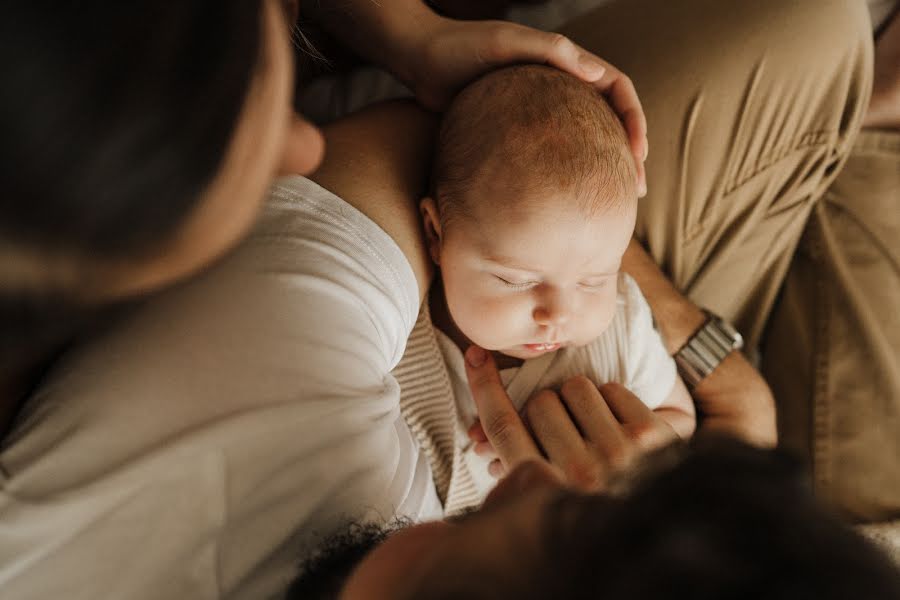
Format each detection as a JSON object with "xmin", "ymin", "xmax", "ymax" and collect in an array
[{"xmin": 468, "ymin": 419, "xmax": 505, "ymax": 478}]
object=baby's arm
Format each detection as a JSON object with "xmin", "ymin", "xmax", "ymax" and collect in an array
[
  {"xmin": 619, "ymin": 273, "xmax": 697, "ymax": 438},
  {"xmin": 653, "ymin": 376, "xmax": 696, "ymax": 439}
]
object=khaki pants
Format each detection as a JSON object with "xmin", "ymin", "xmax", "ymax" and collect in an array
[
  {"xmin": 562, "ymin": 0, "xmax": 900, "ymax": 522},
  {"xmin": 764, "ymin": 131, "xmax": 900, "ymax": 522}
]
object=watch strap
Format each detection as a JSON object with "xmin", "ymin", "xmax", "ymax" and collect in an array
[{"xmin": 674, "ymin": 310, "xmax": 744, "ymax": 388}]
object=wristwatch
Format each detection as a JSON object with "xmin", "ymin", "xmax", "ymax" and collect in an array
[{"xmin": 673, "ymin": 310, "xmax": 744, "ymax": 389}]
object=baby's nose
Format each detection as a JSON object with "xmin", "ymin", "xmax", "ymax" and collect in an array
[{"xmin": 532, "ymin": 305, "xmax": 571, "ymax": 326}]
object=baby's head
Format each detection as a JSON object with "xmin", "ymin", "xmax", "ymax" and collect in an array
[{"xmin": 422, "ymin": 65, "xmax": 638, "ymax": 360}]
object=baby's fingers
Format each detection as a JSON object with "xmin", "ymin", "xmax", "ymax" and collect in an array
[
  {"xmin": 488, "ymin": 459, "xmax": 506, "ymax": 478},
  {"xmin": 467, "ymin": 420, "xmax": 488, "ymax": 443},
  {"xmin": 474, "ymin": 440, "xmax": 497, "ymax": 457}
]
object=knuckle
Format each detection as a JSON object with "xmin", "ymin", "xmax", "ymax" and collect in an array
[
  {"xmin": 483, "ymin": 24, "xmax": 511, "ymax": 60},
  {"xmin": 619, "ymin": 73, "xmax": 635, "ymax": 90},
  {"xmin": 469, "ymin": 366, "xmax": 497, "ymax": 390},
  {"xmin": 631, "ymin": 421, "xmax": 673, "ymax": 450},
  {"xmin": 525, "ymin": 390, "xmax": 558, "ymax": 421},
  {"xmin": 604, "ymin": 444, "xmax": 635, "ymax": 471},
  {"xmin": 548, "ymin": 32, "xmax": 573, "ymax": 53},
  {"xmin": 564, "ymin": 457, "xmax": 602, "ymax": 491},
  {"xmin": 484, "ymin": 411, "xmax": 519, "ymax": 447}
]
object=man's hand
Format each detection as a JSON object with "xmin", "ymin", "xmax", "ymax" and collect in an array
[
  {"xmin": 298, "ymin": 0, "xmax": 647, "ymax": 196},
  {"xmin": 464, "ymin": 346, "xmax": 677, "ymax": 490},
  {"xmin": 407, "ymin": 16, "xmax": 647, "ymax": 195}
]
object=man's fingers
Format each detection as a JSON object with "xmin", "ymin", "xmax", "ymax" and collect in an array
[
  {"xmin": 524, "ymin": 390, "xmax": 601, "ymax": 490},
  {"xmin": 481, "ymin": 24, "xmax": 605, "ymax": 81},
  {"xmin": 597, "ymin": 382, "xmax": 654, "ymax": 423},
  {"xmin": 592, "ymin": 64, "xmax": 647, "ymax": 191},
  {"xmin": 634, "ymin": 158, "xmax": 648, "ymax": 198},
  {"xmin": 465, "ymin": 345, "xmax": 541, "ymax": 467},
  {"xmin": 559, "ymin": 376, "xmax": 628, "ymax": 455},
  {"xmin": 598, "ymin": 382, "xmax": 676, "ymax": 449}
]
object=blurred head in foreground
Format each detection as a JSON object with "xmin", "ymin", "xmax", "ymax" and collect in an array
[{"xmin": 288, "ymin": 436, "xmax": 900, "ymax": 599}]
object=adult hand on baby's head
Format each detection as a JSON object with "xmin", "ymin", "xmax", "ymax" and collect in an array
[
  {"xmin": 406, "ymin": 16, "xmax": 648, "ymax": 195},
  {"xmin": 465, "ymin": 346, "xmax": 676, "ymax": 490}
]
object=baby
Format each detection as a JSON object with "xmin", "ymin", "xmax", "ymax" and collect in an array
[{"xmin": 413, "ymin": 65, "xmax": 694, "ymax": 510}]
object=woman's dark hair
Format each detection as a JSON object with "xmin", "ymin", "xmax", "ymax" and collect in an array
[
  {"xmin": 0, "ymin": 2, "xmax": 266, "ymax": 367},
  {"xmin": 1, "ymin": 1, "xmax": 265, "ymax": 264}
]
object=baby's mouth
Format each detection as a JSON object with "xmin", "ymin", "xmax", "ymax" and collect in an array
[{"xmin": 523, "ymin": 342, "xmax": 561, "ymax": 353}]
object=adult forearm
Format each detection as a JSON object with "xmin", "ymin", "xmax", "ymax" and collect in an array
[
  {"xmin": 300, "ymin": 0, "xmax": 438, "ymax": 85},
  {"xmin": 621, "ymin": 240, "xmax": 777, "ymax": 447}
]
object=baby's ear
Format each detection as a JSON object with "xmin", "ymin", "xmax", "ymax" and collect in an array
[{"xmin": 420, "ymin": 197, "xmax": 442, "ymax": 265}]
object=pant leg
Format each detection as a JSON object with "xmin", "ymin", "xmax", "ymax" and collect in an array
[
  {"xmin": 559, "ymin": 0, "xmax": 873, "ymax": 351},
  {"xmin": 763, "ymin": 130, "xmax": 900, "ymax": 522}
]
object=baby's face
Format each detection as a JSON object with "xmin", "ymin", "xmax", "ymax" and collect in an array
[{"xmin": 431, "ymin": 192, "xmax": 636, "ymax": 361}]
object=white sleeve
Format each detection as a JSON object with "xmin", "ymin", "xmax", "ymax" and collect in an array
[
  {"xmin": 620, "ymin": 274, "xmax": 678, "ymax": 410},
  {"xmin": 0, "ymin": 176, "xmax": 423, "ymax": 600}
]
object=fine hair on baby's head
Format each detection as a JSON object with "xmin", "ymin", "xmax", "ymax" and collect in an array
[{"xmin": 432, "ymin": 64, "xmax": 637, "ymax": 225}]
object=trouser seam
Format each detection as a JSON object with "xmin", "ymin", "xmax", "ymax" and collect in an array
[
  {"xmin": 810, "ymin": 213, "xmax": 831, "ymax": 494},
  {"xmin": 684, "ymin": 130, "xmax": 838, "ymax": 243},
  {"xmin": 722, "ymin": 130, "xmax": 835, "ymax": 197}
]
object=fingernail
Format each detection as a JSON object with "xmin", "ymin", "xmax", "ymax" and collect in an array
[
  {"xmin": 639, "ymin": 180, "xmax": 648, "ymax": 198},
  {"xmin": 466, "ymin": 345, "xmax": 487, "ymax": 367},
  {"xmin": 642, "ymin": 138, "xmax": 649, "ymax": 161},
  {"xmin": 578, "ymin": 54, "xmax": 605, "ymax": 80}
]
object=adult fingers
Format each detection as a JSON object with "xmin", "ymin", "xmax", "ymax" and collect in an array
[
  {"xmin": 559, "ymin": 376, "xmax": 630, "ymax": 466},
  {"xmin": 465, "ymin": 345, "xmax": 542, "ymax": 468},
  {"xmin": 598, "ymin": 382, "xmax": 677, "ymax": 450},
  {"xmin": 592, "ymin": 64, "xmax": 648, "ymax": 195},
  {"xmin": 524, "ymin": 390, "xmax": 601, "ymax": 491},
  {"xmin": 478, "ymin": 23, "xmax": 607, "ymax": 82}
]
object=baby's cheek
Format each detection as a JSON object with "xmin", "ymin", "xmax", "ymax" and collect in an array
[
  {"xmin": 454, "ymin": 292, "xmax": 523, "ymax": 345},
  {"xmin": 584, "ymin": 295, "xmax": 618, "ymax": 338}
]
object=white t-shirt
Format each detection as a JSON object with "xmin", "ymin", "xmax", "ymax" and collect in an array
[{"xmin": 0, "ymin": 177, "xmax": 441, "ymax": 599}]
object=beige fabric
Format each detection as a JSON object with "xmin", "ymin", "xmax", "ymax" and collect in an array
[
  {"xmin": 560, "ymin": 0, "xmax": 873, "ymax": 353},
  {"xmin": 562, "ymin": 0, "xmax": 900, "ymax": 552},
  {"xmin": 392, "ymin": 301, "xmax": 482, "ymax": 515},
  {"xmin": 763, "ymin": 130, "xmax": 900, "ymax": 523}
]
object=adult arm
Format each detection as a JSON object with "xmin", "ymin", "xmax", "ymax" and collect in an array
[{"xmin": 621, "ymin": 238, "xmax": 777, "ymax": 447}]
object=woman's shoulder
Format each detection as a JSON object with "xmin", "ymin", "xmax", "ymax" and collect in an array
[{"xmin": 309, "ymin": 100, "xmax": 439, "ymax": 304}]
